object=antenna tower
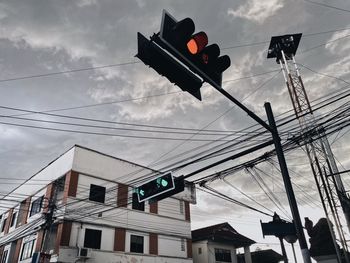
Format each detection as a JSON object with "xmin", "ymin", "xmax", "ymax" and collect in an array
[{"xmin": 268, "ymin": 33, "xmax": 350, "ymax": 262}]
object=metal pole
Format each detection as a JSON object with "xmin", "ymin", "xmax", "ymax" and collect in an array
[
  {"xmin": 264, "ymin": 102, "xmax": 312, "ymax": 263},
  {"xmin": 291, "ymin": 243, "xmax": 298, "ymax": 263},
  {"xmin": 279, "ymin": 237, "xmax": 289, "ymax": 263}
]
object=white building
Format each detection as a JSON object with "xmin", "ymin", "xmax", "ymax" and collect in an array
[
  {"xmin": 192, "ymin": 223, "xmax": 255, "ymax": 263},
  {"xmin": 0, "ymin": 145, "xmax": 195, "ymax": 263}
]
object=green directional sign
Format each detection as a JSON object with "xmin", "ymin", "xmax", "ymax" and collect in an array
[{"xmin": 135, "ymin": 173, "xmax": 175, "ymax": 202}]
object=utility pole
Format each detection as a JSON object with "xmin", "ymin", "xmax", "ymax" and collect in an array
[
  {"xmin": 40, "ymin": 181, "xmax": 57, "ymax": 263},
  {"xmin": 267, "ymin": 33, "xmax": 350, "ymax": 261},
  {"xmin": 265, "ymin": 102, "xmax": 311, "ymax": 263}
]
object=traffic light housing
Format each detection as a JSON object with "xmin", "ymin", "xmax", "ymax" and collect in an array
[
  {"xmin": 156, "ymin": 10, "xmax": 231, "ymax": 89},
  {"xmin": 136, "ymin": 10, "xmax": 231, "ymax": 100},
  {"xmin": 136, "ymin": 32, "xmax": 203, "ymax": 100},
  {"xmin": 149, "ymin": 175, "xmax": 185, "ymax": 203},
  {"xmin": 135, "ymin": 173, "xmax": 175, "ymax": 202},
  {"xmin": 261, "ymin": 214, "xmax": 296, "ymax": 238}
]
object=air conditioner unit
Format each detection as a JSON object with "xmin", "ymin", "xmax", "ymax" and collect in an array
[{"xmin": 77, "ymin": 247, "xmax": 92, "ymax": 258}]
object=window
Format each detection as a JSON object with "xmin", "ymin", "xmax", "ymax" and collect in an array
[
  {"xmin": 30, "ymin": 196, "xmax": 43, "ymax": 217},
  {"xmin": 20, "ymin": 239, "xmax": 35, "ymax": 260},
  {"xmin": 1, "ymin": 250, "xmax": 8, "ymax": 263},
  {"xmin": 17, "ymin": 200, "xmax": 26, "ymax": 227},
  {"xmin": 1, "ymin": 218, "xmax": 7, "ymax": 232},
  {"xmin": 132, "ymin": 193, "xmax": 144, "ymax": 211},
  {"xmin": 130, "ymin": 235, "xmax": 144, "ymax": 253},
  {"xmin": 84, "ymin": 229, "xmax": 102, "ymax": 249},
  {"xmin": 10, "ymin": 212, "xmax": 17, "ymax": 228},
  {"xmin": 89, "ymin": 184, "xmax": 106, "ymax": 203},
  {"xmin": 179, "ymin": 200, "xmax": 184, "ymax": 214},
  {"xmin": 215, "ymin": 248, "xmax": 231, "ymax": 262},
  {"xmin": 181, "ymin": 238, "xmax": 185, "ymax": 251},
  {"xmin": 198, "ymin": 247, "xmax": 202, "ymax": 254}
]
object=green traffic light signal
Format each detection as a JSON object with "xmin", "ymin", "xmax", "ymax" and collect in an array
[
  {"xmin": 135, "ymin": 173, "xmax": 175, "ymax": 202},
  {"xmin": 161, "ymin": 179, "xmax": 168, "ymax": 187}
]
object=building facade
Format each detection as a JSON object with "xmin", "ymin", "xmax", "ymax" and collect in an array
[
  {"xmin": 191, "ymin": 223, "xmax": 255, "ymax": 263},
  {"xmin": 0, "ymin": 145, "xmax": 195, "ymax": 263}
]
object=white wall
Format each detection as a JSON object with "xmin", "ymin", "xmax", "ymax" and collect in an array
[
  {"xmin": 0, "ymin": 147, "xmax": 74, "ymax": 212},
  {"xmin": 158, "ymin": 235, "xmax": 187, "ymax": 258},
  {"xmin": 125, "ymin": 230, "xmax": 149, "ymax": 254},
  {"xmin": 58, "ymin": 247, "xmax": 193, "ymax": 263},
  {"xmin": 192, "ymin": 241, "xmax": 209, "ymax": 263},
  {"xmin": 72, "ymin": 146, "xmax": 153, "ymax": 184},
  {"xmin": 158, "ymin": 198, "xmax": 185, "ymax": 220},
  {"xmin": 70, "ymin": 222, "xmax": 114, "ymax": 251},
  {"xmin": 64, "ymin": 172, "xmax": 191, "ymax": 238},
  {"xmin": 64, "ymin": 198, "xmax": 191, "ymax": 238},
  {"xmin": 207, "ymin": 241, "xmax": 238, "ymax": 263},
  {"xmin": 75, "ymin": 174, "xmax": 117, "ymax": 202}
]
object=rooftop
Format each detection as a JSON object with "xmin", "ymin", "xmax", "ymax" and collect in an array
[{"xmin": 192, "ymin": 222, "xmax": 255, "ymax": 248}]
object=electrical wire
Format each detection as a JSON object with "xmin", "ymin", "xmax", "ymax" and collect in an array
[{"xmin": 304, "ymin": 0, "xmax": 350, "ymax": 13}]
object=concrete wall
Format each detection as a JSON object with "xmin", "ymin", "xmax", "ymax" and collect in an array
[
  {"xmin": 0, "ymin": 145, "xmax": 193, "ymax": 263},
  {"xmin": 58, "ymin": 247, "xmax": 193, "ymax": 263},
  {"xmin": 207, "ymin": 241, "xmax": 237, "ymax": 263},
  {"xmin": 62, "ymin": 170, "xmax": 191, "ymax": 238},
  {"xmin": 72, "ymin": 146, "xmax": 152, "ymax": 184},
  {"xmin": 158, "ymin": 235, "xmax": 188, "ymax": 258},
  {"xmin": 192, "ymin": 240, "xmax": 209, "ymax": 263},
  {"xmin": 70, "ymin": 223, "xmax": 114, "ymax": 251}
]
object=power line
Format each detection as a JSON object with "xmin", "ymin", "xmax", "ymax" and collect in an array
[
  {"xmin": 297, "ymin": 63, "xmax": 350, "ymax": 85},
  {"xmin": 300, "ymin": 33, "xmax": 350, "ymax": 54},
  {"xmin": 304, "ymin": 0, "xmax": 350, "ymax": 13},
  {"xmin": 0, "ymin": 26, "xmax": 349, "ymax": 85},
  {"xmin": 222, "ymin": 26, "xmax": 350, "ymax": 50},
  {"xmin": 0, "ymin": 61, "xmax": 140, "ymax": 83},
  {"xmin": 0, "ymin": 121, "xmax": 235, "ymax": 142}
]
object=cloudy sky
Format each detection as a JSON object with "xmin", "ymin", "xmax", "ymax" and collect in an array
[{"xmin": 1, "ymin": 0, "xmax": 350, "ymax": 262}]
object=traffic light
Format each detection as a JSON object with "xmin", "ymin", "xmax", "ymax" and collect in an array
[
  {"xmin": 261, "ymin": 214, "xmax": 296, "ymax": 238},
  {"xmin": 149, "ymin": 175, "xmax": 185, "ymax": 203},
  {"xmin": 136, "ymin": 32, "xmax": 203, "ymax": 100},
  {"xmin": 156, "ymin": 10, "xmax": 231, "ymax": 88},
  {"xmin": 135, "ymin": 173, "xmax": 175, "ymax": 202}
]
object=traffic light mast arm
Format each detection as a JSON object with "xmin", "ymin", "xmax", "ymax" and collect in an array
[
  {"xmin": 153, "ymin": 37, "xmax": 272, "ymax": 133},
  {"xmin": 215, "ymin": 87, "xmax": 273, "ymax": 133}
]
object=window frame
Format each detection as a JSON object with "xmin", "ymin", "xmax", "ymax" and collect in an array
[
  {"xmin": 179, "ymin": 200, "xmax": 184, "ymax": 214},
  {"xmin": 180, "ymin": 238, "xmax": 185, "ymax": 251},
  {"xmin": 132, "ymin": 193, "xmax": 145, "ymax": 211},
  {"xmin": 83, "ymin": 228, "xmax": 102, "ymax": 249},
  {"xmin": 30, "ymin": 196, "xmax": 43, "ymax": 217},
  {"xmin": 1, "ymin": 249, "xmax": 8, "ymax": 263},
  {"xmin": 89, "ymin": 184, "xmax": 106, "ymax": 203},
  {"xmin": 10, "ymin": 212, "xmax": 17, "ymax": 228},
  {"xmin": 130, "ymin": 234, "xmax": 144, "ymax": 253},
  {"xmin": 20, "ymin": 239, "xmax": 35, "ymax": 261},
  {"xmin": 1, "ymin": 218, "xmax": 7, "ymax": 232},
  {"xmin": 214, "ymin": 248, "xmax": 232, "ymax": 262}
]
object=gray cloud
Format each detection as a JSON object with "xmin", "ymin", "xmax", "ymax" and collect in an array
[{"xmin": 1, "ymin": 2, "xmax": 350, "ymax": 259}]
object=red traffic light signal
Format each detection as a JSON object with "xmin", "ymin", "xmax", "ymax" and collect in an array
[
  {"xmin": 157, "ymin": 11, "xmax": 231, "ymax": 88},
  {"xmin": 187, "ymin": 32, "xmax": 208, "ymax": 54}
]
